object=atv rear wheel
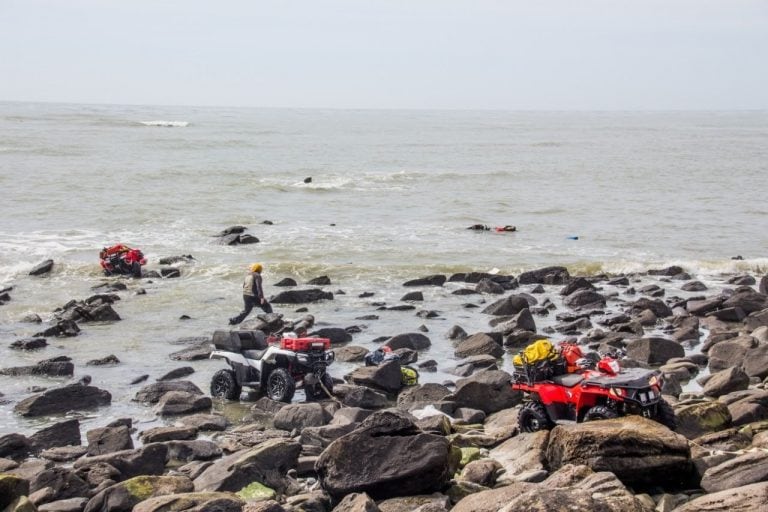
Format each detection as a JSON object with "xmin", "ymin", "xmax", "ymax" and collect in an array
[
  {"xmin": 305, "ymin": 373, "xmax": 334, "ymax": 401},
  {"xmin": 584, "ymin": 405, "xmax": 618, "ymax": 422},
  {"xmin": 210, "ymin": 369, "xmax": 241, "ymax": 400},
  {"xmin": 654, "ymin": 398, "xmax": 677, "ymax": 430},
  {"xmin": 518, "ymin": 401, "xmax": 552, "ymax": 432},
  {"xmin": 266, "ymin": 368, "xmax": 296, "ymax": 403}
]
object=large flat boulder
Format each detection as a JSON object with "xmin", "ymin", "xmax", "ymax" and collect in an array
[
  {"xmin": 14, "ymin": 384, "xmax": 111, "ymax": 417},
  {"xmin": 673, "ymin": 481, "xmax": 768, "ymax": 512},
  {"xmin": 447, "ymin": 370, "xmax": 521, "ymax": 414},
  {"xmin": 544, "ymin": 416, "xmax": 693, "ymax": 490},
  {"xmin": 315, "ymin": 410, "xmax": 458, "ymax": 500}
]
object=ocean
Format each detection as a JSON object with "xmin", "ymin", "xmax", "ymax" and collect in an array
[{"xmin": 1, "ymin": 101, "xmax": 767, "ymax": 435}]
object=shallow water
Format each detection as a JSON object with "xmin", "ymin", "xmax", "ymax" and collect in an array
[{"xmin": 0, "ymin": 102, "xmax": 766, "ymax": 435}]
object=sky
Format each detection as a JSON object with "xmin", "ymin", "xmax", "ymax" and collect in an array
[{"xmin": 1, "ymin": 0, "xmax": 767, "ymax": 110}]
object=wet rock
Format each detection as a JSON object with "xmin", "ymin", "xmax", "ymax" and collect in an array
[
  {"xmin": 481, "ymin": 295, "xmax": 530, "ymax": 316},
  {"xmin": 489, "ymin": 431, "xmax": 548, "ymax": 480},
  {"xmin": 194, "ymin": 438, "xmax": 301, "ymax": 493},
  {"xmin": 309, "ymin": 327, "xmax": 352, "ymax": 345},
  {"xmin": 0, "ymin": 433, "xmax": 31, "ymax": 460},
  {"xmin": 161, "ymin": 440, "xmax": 222, "ymax": 464},
  {"xmin": 10, "ymin": 337, "xmax": 48, "ymax": 350},
  {"xmin": 176, "ymin": 414, "xmax": 229, "ymax": 431},
  {"xmin": 156, "ymin": 391, "xmax": 212, "ymax": 416},
  {"xmin": 348, "ymin": 360, "xmax": 403, "ymax": 393},
  {"xmin": 34, "ymin": 319, "xmax": 81, "ymax": 338},
  {"xmin": 722, "ymin": 289, "xmax": 768, "ymax": 314},
  {"xmin": 675, "ymin": 400, "xmax": 732, "ymax": 439},
  {"xmin": 491, "ymin": 309, "xmax": 536, "ymax": 334},
  {"xmin": 334, "ymin": 345, "xmax": 369, "ymax": 362},
  {"xmin": 545, "ymin": 416, "xmax": 693, "ymax": 490},
  {"xmin": 30, "ymin": 259, "xmax": 54, "ymax": 276},
  {"xmin": 447, "ymin": 370, "xmax": 521, "ymax": 414},
  {"xmin": 158, "ymin": 255, "xmax": 195, "ymax": 265},
  {"xmin": 274, "ymin": 277, "xmax": 297, "ymax": 287},
  {"xmin": 333, "ymin": 384, "xmax": 388, "ymax": 409},
  {"xmin": 273, "ymin": 403, "xmax": 331, "ymax": 431},
  {"xmin": 86, "ymin": 426, "xmax": 133, "ymax": 456},
  {"xmin": 628, "ymin": 297, "xmax": 673, "ymax": 318},
  {"xmin": 15, "ymin": 384, "xmax": 111, "ymax": 417},
  {"xmin": 702, "ymin": 367, "xmax": 750, "ymax": 398},
  {"xmin": 237, "ymin": 234, "xmax": 259, "ymax": 244},
  {"xmin": 217, "ymin": 226, "xmax": 246, "ymax": 236},
  {"xmin": 29, "ymin": 466, "xmax": 90, "ymax": 504},
  {"xmin": 563, "ymin": 290, "xmax": 606, "ymax": 311},
  {"xmin": 682, "ymin": 280, "xmax": 708, "ymax": 292},
  {"xmin": 1, "ymin": 355, "xmax": 74, "ymax": 377},
  {"xmin": 155, "ymin": 366, "xmax": 194, "ymax": 381},
  {"xmin": 673, "ymin": 481, "xmax": 768, "ymax": 512},
  {"xmin": 169, "ymin": 341, "xmax": 211, "ymax": 361},
  {"xmin": 625, "ymin": 337, "xmax": 685, "ymax": 365},
  {"xmin": 316, "ymin": 410, "xmax": 457, "ymax": 500},
  {"xmin": 400, "ymin": 290, "xmax": 424, "ymax": 301},
  {"xmin": 384, "ymin": 332, "xmax": 431, "ymax": 351},
  {"xmin": 518, "ymin": 266, "xmax": 569, "ymax": 285},
  {"xmin": 74, "ymin": 444, "xmax": 169, "ymax": 481},
  {"xmin": 454, "ymin": 333, "xmax": 503, "ymax": 359},
  {"xmin": 403, "ymin": 275, "xmax": 446, "ymax": 287},
  {"xmin": 134, "ymin": 380, "xmax": 204, "ymax": 404},
  {"xmin": 83, "ymin": 475, "xmax": 194, "ymax": 512},
  {"xmin": 86, "ymin": 354, "xmax": 120, "ymax": 366},
  {"xmin": 133, "ymin": 492, "xmax": 244, "ymax": 512},
  {"xmin": 160, "ymin": 268, "xmax": 181, "ymax": 278},
  {"xmin": 708, "ymin": 335, "xmax": 758, "ymax": 372},
  {"xmin": 29, "ymin": 419, "xmax": 81, "ymax": 452},
  {"xmin": 271, "ymin": 289, "xmax": 334, "ymax": 304}
]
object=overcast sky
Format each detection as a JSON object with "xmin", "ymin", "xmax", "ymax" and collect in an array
[{"xmin": 1, "ymin": 0, "xmax": 766, "ymax": 110}]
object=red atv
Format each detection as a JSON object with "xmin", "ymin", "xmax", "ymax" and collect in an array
[
  {"xmin": 511, "ymin": 346, "xmax": 676, "ymax": 432},
  {"xmin": 99, "ymin": 244, "xmax": 146, "ymax": 278}
]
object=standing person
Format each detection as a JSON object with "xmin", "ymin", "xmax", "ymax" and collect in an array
[{"xmin": 229, "ymin": 263, "xmax": 273, "ymax": 325}]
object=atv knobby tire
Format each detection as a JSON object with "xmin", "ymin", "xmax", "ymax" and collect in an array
[
  {"xmin": 210, "ymin": 369, "xmax": 241, "ymax": 400},
  {"xmin": 584, "ymin": 405, "xmax": 619, "ymax": 422},
  {"xmin": 305, "ymin": 373, "xmax": 334, "ymax": 401},
  {"xmin": 518, "ymin": 401, "xmax": 552, "ymax": 432},
  {"xmin": 654, "ymin": 398, "xmax": 677, "ymax": 431},
  {"xmin": 267, "ymin": 367, "xmax": 296, "ymax": 403}
]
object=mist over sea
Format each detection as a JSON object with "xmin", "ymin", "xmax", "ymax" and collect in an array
[{"xmin": 1, "ymin": 101, "xmax": 767, "ymax": 434}]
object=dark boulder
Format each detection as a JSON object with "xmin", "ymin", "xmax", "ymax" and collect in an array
[
  {"xmin": 86, "ymin": 354, "xmax": 120, "ymax": 366},
  {"xmin": 270, "ymin": 289, "xmax": 334, "ymax": 304},
  {"xmin": 348, "ymin": 360, "xmax": 403, "ymax": 393},
  {"xmin": 625, "ymin": 337, "xmax": 684, "ymax": 366},
  {"xmin": 491, "ymin": 308, "xmax": 537, "ymax": 335},
  {"xmin": 0, "ymin": 355, "xmax": 74, "ymax": 377},
  {"xmin": 168, "ymin": 342, "xmax": 211, "ymax": 361},
  {"xmin": 193, "ymin": 439, "xmax": 301, "ymax": 493},
  {"xmin": 310, "ymin": 327, "xmax": 352, "ymax": 345},
  {"xmin": 518, "ymin": 266, "xmax": 570, "ymax": 285},
  {"xmin": 30, "ymin": 420, "xmax": 81, "ymax": 452},
  {"xmin": 545, "ymin": 416, "xmax": 693, "ymax": 490},
  {"xmin": 315, "ymin": 410, "xmax": 457, "ymax": 500},
  {"xmin": 628, "ymin": 297, "xmax": 672, "ymax": 318},
  {"xmin": 133, "ymin": 380, "xmax": 203, "ymax": 404},
  {"xmin": 157, "ymin": 367, "xmax": 195, "ymax": 381},
  {"xmin": 307, "ymin": 275, "xmax": 331, "ymax": 285},
  {"xmin": 33, "ymin": 319, "xmax": 81, "ymax": 338},
  {"xmin": 454, "ymin": 333, "xmax": 503, "ymax": 359},
  {"xmin": 702, "ymin": 367, "xmax": 750, "ymax": 398},
  {"xmin": 15, "ymin": 384, "xmax": 111, "ymax": 417},
  {"xmin": 400, "ymin": 290, "xmax": 424, "ymax": 301},
  {"xmin": 155, "ymin": 391, "xmax": 212, "ymax": 416},
  {"xmin": 403, "ymin": 275, "xmax": 446, "ymax": 287},
  {"xmin": 0, "ymin": 433, "xmax": 31, "ymax": 460},
  {"xmin": 682, "ymin": 280, "xmax": 708, "ymax": 292},
  {"xmin": 333, "ymin": 384, "xmax": 389, "ymax": 409},
  {"xmin": 384, "ymin": 332, "xmax": 431, "ymax": 351},
  {"xmin": 29, "ymin": 259, "xmax": 54, "ymax": 276},
  {"xmin": 475, "ymin": 279, "xmax": 504, "ymax": 295},
  {"xmin": 447, "ymin": 370, "xmax": 520, "ymax": 414},
  {"xmin": 86, "ymin": 426, "xmax": 134, "ymax": 456},
  {"xmin": 10, "ymin": 337, "xmax": 48, "ymax": 350},
  {"xmin": 559, "ymin": 277, "xmax": 596, "ymax": 296},
  {"xmin": 481, "ymin": 295, "xmax": 530, "ymax": 316},
  {"xmin": 274, "ymin": 277, "xmax": 297, "ymax": 287},
  {"xmin": 708, "ymin": 335, "xmax": 758, "ymax": 372},
  {"xmin": 562, "ymin": 290, "xmax": 606, "ymax": 310},
  {"xmin": 648, "ymin": 265, "xmax": 684, "ymax": 276}
]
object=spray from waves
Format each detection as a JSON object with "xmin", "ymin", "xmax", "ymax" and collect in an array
[{"xmin": 139, "ymin": 121, "xmax": 190, "ymax": 128}]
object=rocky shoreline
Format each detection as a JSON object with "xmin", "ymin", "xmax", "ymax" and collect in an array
[{"xmin": 2, "ymin": 264, "xmax": 768, "ymax": 511}]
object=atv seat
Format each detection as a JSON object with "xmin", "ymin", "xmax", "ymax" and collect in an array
[
  {"xmin": 551, "ymin": 373, "xmax": 584, "ymax": 387},
  {"xmin": 212, "ymin": 330, "xmax": 268, "ymax": 351}
]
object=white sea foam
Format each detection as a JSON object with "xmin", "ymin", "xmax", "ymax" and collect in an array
[{"xmin": 139, "ymin": 120, "xmax": 189, "ymax": 127}]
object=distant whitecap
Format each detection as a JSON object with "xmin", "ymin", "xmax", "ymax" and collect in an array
[{"xmin": 139, "ymin": 120, "xmax": 189, "ymax": 127}]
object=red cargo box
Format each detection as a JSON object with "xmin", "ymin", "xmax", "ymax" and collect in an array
[{"xmin": 280, "ymin": 337, "xmax": 331, "ymax": 351}]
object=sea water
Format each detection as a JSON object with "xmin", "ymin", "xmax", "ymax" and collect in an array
[{"xmin": 0, "ymin": 102, "xmax": 766, "ymax": 434}]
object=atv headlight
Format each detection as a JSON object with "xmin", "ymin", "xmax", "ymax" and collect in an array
[
  {"xmin": 648, "ymin": 375, "xmax": 659, "ymax": 387},
  {"xmin": 609, "ymin": 388, "xmax": 626, "ymax": 398}
]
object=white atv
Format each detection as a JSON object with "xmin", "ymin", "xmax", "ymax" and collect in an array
[{"xmin": 209, "ymin": 329, "xmax": 335, "ymax": 403}]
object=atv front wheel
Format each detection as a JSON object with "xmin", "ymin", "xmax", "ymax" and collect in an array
[
  {"xmin": 584, "ymin": 405, "xmax": 618, "ymax": 422},
  {"xmin": 654, "ymin": 398, "xmax": 677, "ymax": 431},
  {"xmin": 210, "ymin": 369, "xmax": 241, "ymax": 400},
  {"xmin": 266, "ymin": 368, "xmax": 296, "ymax": 403},
  {"xmin": 305, "ymin": 373, "xmax": 334, "ymax": 401},
  {"xmin": 518, "ymin": 401, "xmax": 552, "ymax": 432}
]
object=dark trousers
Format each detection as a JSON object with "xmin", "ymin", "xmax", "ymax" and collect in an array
[{"xmin": 230, "ymin": 295, "xmax": 273, "ymax": 324}]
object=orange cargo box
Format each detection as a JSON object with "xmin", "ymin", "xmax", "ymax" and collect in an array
[{"xmin": 280, "ymin": 337, "xmax": 331, "ymax": 352}]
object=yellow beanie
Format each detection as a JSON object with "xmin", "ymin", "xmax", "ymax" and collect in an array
[{"xmin": 249, "ymin": 263, "xmax": 263, "ymax": 273}]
